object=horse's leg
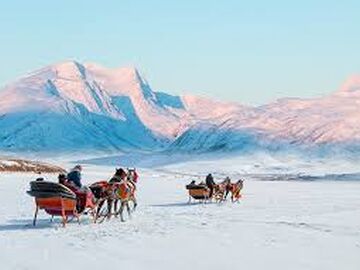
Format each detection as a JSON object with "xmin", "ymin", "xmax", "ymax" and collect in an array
[
  {"xmin": 114, "ymin": 199, "xmax": 118, "ymax": 218},
  {"xmin": 120, "ymin": 201, "xmax": 125, "ymax": 222},
  {"xmin": 237, "ymin": 195, "xmax": 241, "ymax": 203},
  {"xmin": 94, "ymin": 199, "xmax": 104, "ymax": 223},
  {"xmin": 126, "ymin": 201, "xmax": 131, "ymax": 219},
  {"xmin": 235, "ymin": 191, "xmax": 241, "ymax": 203},
  {"xmin": 75, "ymin": 209, "xmax": 80, "ymax": 225},
  {"xmin": 90, "ymin": 208, "xmax": 96, "ymax": 223},
  {"xmin": 97, "ymin": 199, "xmax": 104, "ymax": 216},
  {"xmin": 107, "ymin": 199, "xmax": 112, "ymax": 219},
  {"xmin": 132, "ymin": 196, "xmax": 137, "ymax": 211}
]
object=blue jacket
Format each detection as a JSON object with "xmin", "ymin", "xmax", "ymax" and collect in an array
[{"xmin": 67, "ymin": 170, "xmax": 82, "ymax": 188}]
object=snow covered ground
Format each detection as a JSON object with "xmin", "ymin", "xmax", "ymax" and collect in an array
[{"xmin": 1, "ymin": 159, "xmax": 360, "ymax": 270}]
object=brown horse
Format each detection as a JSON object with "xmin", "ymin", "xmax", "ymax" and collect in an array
[
  {"xmin": 106, "ymin": 168, "xmax": 137, "ymax": 221},
  {"xmin": 89, "ymin": 168, "xmax": 137, "ymax": 223},
  {"xmin": 212, "ymin": 177, "xmax": 233, "ymax": 202},
  {"xmin": 213, "ymin": 183, "xmax": 226, "ymax": 202},
  {"xmin": 228, "ymin": 180, "xmax": 243, "ymax": 202},
  {"xmin": 113, "ymin": 180, "xmax": 137, "ymax": 221},
  {"xmin": 88, "ymin": 180, "xmax": 113, "ymax": 223}
]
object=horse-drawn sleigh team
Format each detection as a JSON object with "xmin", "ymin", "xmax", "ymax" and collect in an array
[
  {"xmin": 186, "ymin": 173, "xmax": 244, "ymax": 204},
  {"xmin": 27, "ymin": 165, "xmax": 138, "ymax": 226},
  {"xmin": 27, "ymin": 166, "xmax": 244, "ymax": 227}
]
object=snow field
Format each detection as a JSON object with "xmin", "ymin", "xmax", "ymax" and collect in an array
[{"xmin": 0, "ymin": 163, "xmax": 359, "ymax": 270}]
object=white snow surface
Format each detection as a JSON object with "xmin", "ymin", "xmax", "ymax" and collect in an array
[{"xmin": 1, "ymin": 156, "xmax": 359, "ymax": 270}]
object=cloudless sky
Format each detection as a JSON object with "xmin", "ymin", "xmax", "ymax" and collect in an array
[{"xmin": 1, "ymin": 0, "xmax": 359, "ymax": 105}]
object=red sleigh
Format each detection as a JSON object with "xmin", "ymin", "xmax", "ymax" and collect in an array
[{"xmin": 27, "ymin": 181, "xmax": 96, "ymax": 226}]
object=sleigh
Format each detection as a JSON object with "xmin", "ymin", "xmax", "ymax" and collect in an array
[
  {"xmin": 27, "ymin": 181, "xmax": 96, "ymax": 226},
  {"xmin": 186, "ymin": 184, "xmax": 211, "ymax": 202}
]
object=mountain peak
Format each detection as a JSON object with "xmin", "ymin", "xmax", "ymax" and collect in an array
[
  {"xmin": 50, "ymin": 60, "xmax": 87, "ymax": 79},
  {"xmin": 52, "ymin": 59, "xmax": 81, "ymax": 68},
  {"xmin": 84, "ymin": 62, "xmax": 139, "ymax": 76},
  {"xmin": 83, "ymin": 63, "xmax": 149, "ymax": 97}
]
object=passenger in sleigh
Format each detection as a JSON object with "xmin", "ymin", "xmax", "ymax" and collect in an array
[
  {"xmin": 67, "ymin": 165, "xmax": 83, "ymax": 189},
  {"xmin": 186, "ymin": 180, "xmax": 208, "ymax": 189},
  {"xmin": 186, "ymin": 180, "xmax": 197, "ymax": 189},
  {"xmin": 66, "ymin": 164, "xmax": 93, "ymax": 193},
  {"xmin": 65, "ymin": 165, "xmax": 96, "ymax": 211},
  {"xmin": 58, "ymin": 173, "xmax": 68, "ymax": 185}
]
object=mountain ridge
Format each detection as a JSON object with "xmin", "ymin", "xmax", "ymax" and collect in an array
[
  {"xmin": 0, "ymin": 60, "xmax": 242, "ymax": 152},
  {"xmin": 0, "ymin": 60, "xmax": 359, "ymax": 155}
]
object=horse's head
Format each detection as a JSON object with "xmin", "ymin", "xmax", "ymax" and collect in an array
[
  {"xmin": 236, "ymin": 179, "xmax": 244, "ymax": 190},
  {"xmin": 115, "ymin": 168, "xmax": 126, "ymax": 177}
]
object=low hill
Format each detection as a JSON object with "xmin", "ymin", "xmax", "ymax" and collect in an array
[{"xmin": 0, "ymin": 158, "xmax": 65, "ymax": 173}]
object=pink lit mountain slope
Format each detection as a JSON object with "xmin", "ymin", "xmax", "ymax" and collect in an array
[
  {"xmin": 0, "ymin": 61, "xmax": 359, "ymax": 155},
  {"xmin": 171, "ymin": 75, "xmax": 360, "ymax": 155},
  {"xmin": 0, "ymin": 61, "xmax": 242, "ymax": 151}
]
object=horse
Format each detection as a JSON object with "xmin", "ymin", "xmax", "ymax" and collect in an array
[
  {"xmin": 213, "ymin": 183, "xmax": 226, "ymax": 202},
  {"xmin": 89, "ymin": 180, "xmax": 113, "ymax": 222},
  {"xmin": 112, "ymin": 179, "xmax": 137, "ymax": 222},
  {"xmin": 212, "ymin": 177, "xmax": 233, "ymax": 203},
  {"xmin": 107, "ymin": 168, "xmax": 137, "ymax": 221},
  {"xmin": 88, "ymin": 168, "xmax": 137, "ymax": 223},
  {"xmin": 228, "ymin": 179, "xmax": 243, "ymax": 202}
]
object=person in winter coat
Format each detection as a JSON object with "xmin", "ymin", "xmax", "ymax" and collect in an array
[
  {"xmin": 205, "ymin": 173, "xmax": 216, "ymax": 198},
  {"xmin": 58, "ymin": 173, "xmax": 68, "ymax": 185},
  {"xmin": 67, "ymin": 165, "xmax": 83, "ymax": 188}
]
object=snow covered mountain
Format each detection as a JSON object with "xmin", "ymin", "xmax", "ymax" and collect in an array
[
  {"xmin": 0, "ymin": 60, "xmax": 359, "ymax": 155},
  {"xmin": 171, "ymin": 75, "xmax": 360, "ymax": 155},
  {"xmin": 0, "ymin": 60, "xmax": 241, "ymax": 151}
]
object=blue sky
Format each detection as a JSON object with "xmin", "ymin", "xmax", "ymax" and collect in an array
[{"xmin": 1, "ymin": 0, "xmax": 359, "ymax": 104}]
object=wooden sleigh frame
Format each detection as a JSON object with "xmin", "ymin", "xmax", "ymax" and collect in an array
[
  {"xmin": 27, "ymin": 181, "xmax": 93, "ymax": 227},
  {"xmin": 33, "ymin": 196, "xmax": 79, "ymax": 227},
  {"xmin": 187, "ymin": 186, "xmax": 211, "ymax": 203}
]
